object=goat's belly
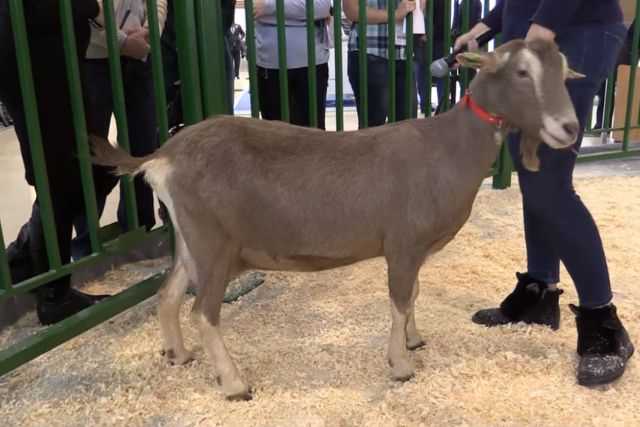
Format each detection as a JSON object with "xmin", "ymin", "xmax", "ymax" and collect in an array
[{"xmin": 240, "ymin": 246, "xmax": 381, "ymax": 272}]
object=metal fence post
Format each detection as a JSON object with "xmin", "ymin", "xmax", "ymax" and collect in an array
[
  {"xmin": 59, "ymin": 0, "xmax": 102, "ymax": 254},
  {"xmin": 102, "ymin": 0, "xmax": 140, "ymax": 231},
  {"xmin": 333, "ymin": 0, "xmax": 345, "ymax": 131},
  {"xmin": 358, "ymin": 0, "xmax": 368, "ymax": 128},
  {"xmin": 174, "ymin": 0, "xmax": 204, "ymax": 125},
  {"xmin": 245, "ymin": 0, "xmax": 260, "ymax": 118},
  {"xmin": 276, "ymin": 0, "xmax": 290, "ymax": 122},
  {"xmin": 306, "ymin": 0, "xmax": 318, "ymax": 127},
  {"xmin": 8, "ymin": 0, "xmax": 62, "ymax": 269},
  {"xmin": 146, "ymin": 0, "xmax": 170, "ymax": 144}
]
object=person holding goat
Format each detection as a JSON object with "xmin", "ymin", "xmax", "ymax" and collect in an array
[{"xmin": 455, "ymin": 0, "xmax": 634, "ymax": 386}]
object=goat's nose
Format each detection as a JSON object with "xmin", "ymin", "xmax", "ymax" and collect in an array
[{"xmin": 562, "ymin": 121, "xmax": 579, "ymax": 140}]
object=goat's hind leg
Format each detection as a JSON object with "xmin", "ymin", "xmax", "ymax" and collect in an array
[
  {"xmin": 193, "ymin": 245, "xmax": 251, "ymax": 401},
  {"xmin": 158, "ymin": 253, "xmax": 193, "ymax": 365},
  {"xmin": 406, "ymin": 278, "xmax": 426, "ymax": 351}
]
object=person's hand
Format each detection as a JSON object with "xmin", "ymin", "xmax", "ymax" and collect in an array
[
  {"xmin": 526, "ymin": 23, "xmax": 555, "ymax": 43},
  {"xmin": 254, "ymin": 0, "xmax": 268, "ymax": 18},
  {"xmin": 395, "ymin": 0, "xmax": 416, "ymax": 22},
  {"xmin": 454, "ymin": 30, "xmax": 479, "ymax": 52},
  {"xmin": 121, "ymin": 28, "xmax": 150, "ymax": 60},
  {"xmin": 453, "ymin": 22, "xmax": 490, "ymax": 51}
]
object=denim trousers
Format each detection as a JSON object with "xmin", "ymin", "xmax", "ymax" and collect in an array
[{"xmin": 347, "ymin": 50, "xmax": 415, "ymax": 128}]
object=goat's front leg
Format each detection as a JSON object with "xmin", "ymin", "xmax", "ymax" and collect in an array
[
  {"xmin": 406, "ymin": 278, "xmax": 426, "ymax": 351},
  {"xmin": 386, "ymin": 257, "xmax": 421, "ymax": 381},
  {"xmin": 158, "ymin": 253, "xmax": 193, "ymax": 365}
]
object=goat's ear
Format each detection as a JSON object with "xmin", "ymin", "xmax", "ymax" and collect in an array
[
  {"xmin": 566, "ymin": 68, "xmax": 586, "ymax": 79},
  {"xmin": 560, "ymin": 53, "xmax": 586, "ymax": 79},
  {"xmin": 456, "ymin": 52, "xmax": 497, "ymax": 72}
]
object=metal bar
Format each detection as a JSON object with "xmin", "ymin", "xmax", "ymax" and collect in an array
[
  {"xmin": 8, "ymin": 0, "xmax": 62, "ymax": 269},
  {"xmin": 358, "ymin": 0, "xmax": 368, "ymax": 127},
  {"xmin": 387, "ymin": 1, "xmax": 396, "ymax": 123},
  {"xmin": 103, "ymin": 0, "xmax": 139, "ymax": 231},
  {"xmin": 59, "ymin": 0, "xmax": 101, "ymax": 254},
  {"xmin": 425, "ymin": 0, "xmax": 434, "ymax": 117},
  {"xmin": 333, "ymin": 0, "xmax": 344, "ymax": 131},
  {"xmin": 459, "ymin": 0, "xmax": 470, "ymax": 92},
  {"xmin": 0, "ymin": 274, "xmax": 165, "ymax": 376},
  {"xmin": 276, "ymin": 0, "xmax": 290, "ymax": 122},
  {"xmin": 245, "ymin": 0, "xmax": 260, "ymax": 118},
  {"xmin": 306, "ymin": 0, "xmax": 318, "ymax": 127},
  {"xmin": 492, "ymin": 140, "xmax": 513, "ymax": 189},
  {"xmin": 577, "ymin": 149, "xmax": 640, "ymax": 163},
  {"xmin": 0, "ymin": 227, "xmax": 169, "ymax": 298},
  {"xmin": 603, "ymin": 72, "xmax": 616, "ymax": 131},
  {"xmin": 442, "ymin": 0, "xmax": 452, "ymax": 111},
  {"xmin": 0, "ymin": 224, "xmax": 11, "ymax": 291},
  {"xmin": 213, "ymin": 0, "xmax": 231, "ymax": 114},
  {"xmin": 195, "ymin": 0, "xmax": 227, "ymax": 117},
  {"xmin": 405, "ymin": 10, "xmax": 414, "ymax": 119},
  {"xmin": 174, "ymin": 0, "xmax": 204, "ymax": 124},
  {"xmin": 146, "ymin": 0, "xmax": 170, "ymax": 144},
  {"xmin": 622, "ymin": 3, "xmax": 640, "ymax": 151}
]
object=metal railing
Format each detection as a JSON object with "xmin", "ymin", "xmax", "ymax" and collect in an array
[{"xmin": 1, "ymin": 0, "xmax": 640, "ymax": 377}]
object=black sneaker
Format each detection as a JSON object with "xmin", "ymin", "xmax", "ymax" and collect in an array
[
  {"xmin": 37, "ymin": 288, "xmax": 110, "ymax": 325},
  {"xmin": 571, "ymin": 304, "xmax": 634, "ymax": 386},
  {"xmin": 472, "ymin": 272, "xmax": 563, "ymax": 330}
]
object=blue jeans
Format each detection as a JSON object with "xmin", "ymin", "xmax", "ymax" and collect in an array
[
  {"xmin": 347, "ymin": 51, "xmax": 415, "ymax": 128},
  {"xmin": 506, "ymin": 23, "xmax": 627, "ymax": 307}
]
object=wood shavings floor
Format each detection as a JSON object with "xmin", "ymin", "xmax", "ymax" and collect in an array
[{"xmin": 1, "ymin": 177, "xmax": 639, "ymax": 427}]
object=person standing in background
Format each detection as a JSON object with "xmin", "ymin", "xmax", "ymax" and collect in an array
[
  {"xmin": 344, "ymin": 0, "xmax": 416, "ymax": 128},
  {"xmin": 0, "ymin": 0, "xmax": 111, "ymax": 325},
  {"xmin": 72, "ymin": 0, "xmax": 168, "ymax": 261},
  {"xmin": 254, "ymin": 0, "xmax": 331, "ymax": 129}
]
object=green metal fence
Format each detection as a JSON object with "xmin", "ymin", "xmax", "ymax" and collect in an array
[{"xmin": 1, "ymin": 0, "xmax": 640, "ymax": 377}]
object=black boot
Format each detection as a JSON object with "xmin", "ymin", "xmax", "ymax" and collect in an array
[
  {"xmin": 571, "ymin": 304, "xmax": 634, "ymax": 386},
  {"xmin": 37, "ymin": 287, "xmax": 109, "ymax": 325},
  {"xmin": 472, "ymin": 272, "xmax": 563, "ymax": 330}
]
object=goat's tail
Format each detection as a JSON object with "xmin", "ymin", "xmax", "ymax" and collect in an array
[{"xmin": 90, "ymin": 135, "xmax": 149, "ymax": 176}]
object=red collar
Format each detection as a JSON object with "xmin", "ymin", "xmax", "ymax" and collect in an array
[{"xmin": 461, "ymin": 91, "xmax": 505, "ymax": 128}]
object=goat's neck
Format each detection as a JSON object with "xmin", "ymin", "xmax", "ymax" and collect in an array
[{"xmin": 436, "ymin": 98, "xmax": 507, "ymax": 177}]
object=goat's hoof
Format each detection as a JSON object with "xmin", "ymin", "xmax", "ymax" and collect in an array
[
  {"xmin": 389, "ymin": 358, "xmax": 415, "ymax": 382},
  {"xmin": 161, "ymin": 348, "xmax": 194, "ymax": 366},
  {"xmin": 225, "ymin": 388, "xmax": 253, "ymax": 402},
  {"xmin": 224, "ymin": 383, "xmax": 253, "ymax": 402},
  {"xmin": 406, "ymin": 339, "xmax": 426, "ymax": 351}
]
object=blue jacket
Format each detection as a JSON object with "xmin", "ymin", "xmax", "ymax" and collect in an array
[{"xmin": 483, "ymin": 0, "xmax": 623, "ymax": 40}]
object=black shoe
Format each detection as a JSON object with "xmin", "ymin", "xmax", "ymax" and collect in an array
[
  {"xmin": 571, "ymin": 304, "xmax": 634, "ymax": 386},
  {"xmin": 37, "ymin": 288, "xmax": 110, "ymax": 325},
  {"xmin": 472, "ymin": 272, "xmax": 563, "ymax": 330}
]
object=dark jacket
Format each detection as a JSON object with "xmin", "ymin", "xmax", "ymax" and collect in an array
[
  {"xmin": 0, "ymin": 0, "xmax": 99, "ymax": 70},
  {"xmin": 483, "ymin": 0, "xmax": 623, "ymax": 40},
  {"xmin": 432, "ymin": 0, "xmax": 482, "ymax": 42}
]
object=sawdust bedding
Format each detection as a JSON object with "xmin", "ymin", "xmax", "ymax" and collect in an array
[{"xmin": 1, "ymin": 177, "xmax": 639, "ymax": 427}]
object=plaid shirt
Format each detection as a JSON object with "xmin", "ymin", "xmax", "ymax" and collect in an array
[{"xmin": 348, "ymin": 0, "xmax": 407, "ymax": 60}]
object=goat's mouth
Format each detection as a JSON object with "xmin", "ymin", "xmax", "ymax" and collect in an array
[{"xmin": 539, "ymin": 126, "xmax": 576, "ymax": 149}]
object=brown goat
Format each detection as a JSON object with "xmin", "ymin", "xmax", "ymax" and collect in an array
[{"xmin": 92, "ymin": 40, "xmax": 582, "ymax": 400}]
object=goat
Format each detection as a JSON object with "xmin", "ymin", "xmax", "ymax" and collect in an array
[{"xmin": 92, "ymin": 39, "xmax": 582, "ymax": 400}]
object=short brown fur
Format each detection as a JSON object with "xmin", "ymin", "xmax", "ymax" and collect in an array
[{"xmin": 92, "ymin": 40, "xmax": 580, "ymax": 400}]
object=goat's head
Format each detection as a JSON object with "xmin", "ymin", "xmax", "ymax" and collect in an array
[{"xmin": 458, "ymin": 39, "xmax": 583, "ymax": 171}]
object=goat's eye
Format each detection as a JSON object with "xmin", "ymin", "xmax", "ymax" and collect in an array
[{"xmin": 517, "ymin": 69, "xmax": 529, "ymax": 78}]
